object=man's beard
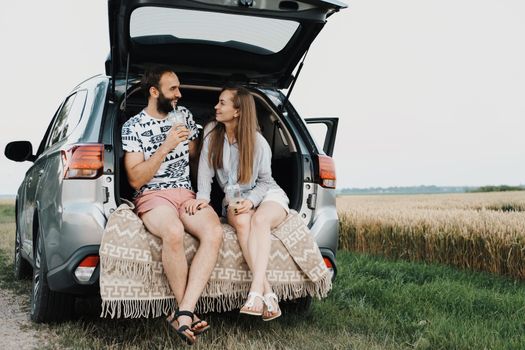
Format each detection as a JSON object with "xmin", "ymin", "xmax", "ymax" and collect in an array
[{"xmin": 157, "ymin": 91, "xmax": 174, "ymax": 115}]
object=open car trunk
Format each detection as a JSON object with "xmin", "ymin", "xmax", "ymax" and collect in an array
[
  {"xmin": 108, "ymin": 0, "xmax": 347, "ymax": 89},
  {"xmin": 114, "ymin": 85, "xmax": 302, "ymax": 215}
]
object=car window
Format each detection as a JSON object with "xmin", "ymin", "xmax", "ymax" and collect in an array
[
  {"xmin": 35, "ymin": 105, "xmax": 62, "ymax": 157},
  {"xmin": 130, "ymin": 7, "xmax": 300, "ymax": 54},
  {"xmin": 306, "ymin": 123, "xmax": 328, "ymax": 153},
  {"xmin": 45, "ymin": 90, "xmax": 87, "ymax": 149}
]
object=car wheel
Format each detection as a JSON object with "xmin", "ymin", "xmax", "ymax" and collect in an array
[
  {"xmin": 281, "ymin": 295, "xmax": 312, "ymax": 314},
  {"xmin": 14, "ymin": 227, "xmax": 32, "ymax": 279},
  {"xmin": 30, "ymin": 232, "xmax": 75, "ymax": 323}
]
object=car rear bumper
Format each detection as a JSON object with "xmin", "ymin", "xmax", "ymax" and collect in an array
[
  {"xmin": 319, "ymin": 247, "xmax": 338, "ymax": 280},
  {"xmin": 46, "ymin": 245, "xmax": 100, "ymax": 295}
]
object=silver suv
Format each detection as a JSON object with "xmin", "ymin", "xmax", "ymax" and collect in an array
[{"xmin": 4, "ymin": 0, "xmax": 345, "ymax": 323}]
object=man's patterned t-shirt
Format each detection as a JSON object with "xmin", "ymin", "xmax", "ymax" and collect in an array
[{"xmin": 121, "ymin": 106, "xmax": 199, "ymax": 197}]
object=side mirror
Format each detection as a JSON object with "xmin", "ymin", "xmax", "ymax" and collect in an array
[{"xmin": 4, "ymin": 141, "xmax": 36, "ymax": 162}]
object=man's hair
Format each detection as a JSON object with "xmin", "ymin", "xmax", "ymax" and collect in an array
[{"xmin": 141, "ymin": 64, "xmax": 175, "ymax": 98}]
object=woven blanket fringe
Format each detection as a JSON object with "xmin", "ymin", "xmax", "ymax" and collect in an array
[
  {"xmin": 100, "ymin": 256, "xmax": 164, "ymax": 286},
  {"xmin": 273, "ymin": 272, "xmax": 332, "ymax": 300},
  {"xmin": 100, "ymin": 272, "xmax": 332, "ymax": 318},
  {"xmin": 101, "ymin": 256, "xmax": 331, "ymax": 302},
  {"xmin": 196, "ymin": 275, "xmax": 331, "ymax": 314},
  {"xmin": 101, "ymin": 298, "xmax": 175, "ymax": 319}
]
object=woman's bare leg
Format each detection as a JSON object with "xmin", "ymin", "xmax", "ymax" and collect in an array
[
  {"xmin": 228, "ymin": 209, "xmax": 264, "ymax": 313},
  {"xmin": 247, "ymin": 201, "xmax": 287, "ymax": 317}
]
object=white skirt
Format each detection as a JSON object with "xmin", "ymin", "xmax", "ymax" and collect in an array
[
  {"xmin": 260, "ymin": 188, "xmax": 290, "ymax": 214},
  {"xmin": 222, "ymin": 188, "xmax": 290, "ymax": 216}
]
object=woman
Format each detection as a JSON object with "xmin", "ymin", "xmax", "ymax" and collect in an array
[{"xmin": 184, "ymin": 86, "xmax": 289, "ymax": 321}]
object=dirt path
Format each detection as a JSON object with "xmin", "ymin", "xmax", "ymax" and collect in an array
[{"xmin": 0, "ymin": 288, "xmax": 53, "ymax": 349}]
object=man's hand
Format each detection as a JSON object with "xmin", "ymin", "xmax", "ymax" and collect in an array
[
  {"xmin": 163, "ymin": 125, "xmax": 190, "ymax": 151},
  {"xmin": 183, "ymin": 198, "xmax": 210, "ymax": 216}
]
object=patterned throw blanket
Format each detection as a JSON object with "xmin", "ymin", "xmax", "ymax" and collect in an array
[{"xmin": 99, "ymin": 202, "xmax": 332, "ymax": 318}]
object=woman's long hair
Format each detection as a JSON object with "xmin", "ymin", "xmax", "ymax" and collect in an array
[{"xmin": 207, "ymin": 86, "xmax": 258, "ymax": 184}]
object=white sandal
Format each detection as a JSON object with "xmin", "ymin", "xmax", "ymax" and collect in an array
[
  {"xmin": 240, "ymin": 291, "xmax": 264, "ymax": 316},
  {"xmin": 262, "ymin": 292, "xmax": 282, "ymax": 321}
]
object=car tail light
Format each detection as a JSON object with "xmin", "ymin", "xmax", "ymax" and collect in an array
[
  {"xmin": 323, "ymin": 257, "xmax": 333, "ymax": 269},
  {"xmin": 62, "ymin": 144, "xmax": 104, "ymax": 179},
  {"xmin": 318, "ymin": 155, "xmax": 336, "ymax": 189},
  {"xmin": 323, "ymin": 257, "xmax": 335, "ymax": 279},
  {"xmin": 74, "ymin": 255, "xmax": 99, "ymax": 282}
]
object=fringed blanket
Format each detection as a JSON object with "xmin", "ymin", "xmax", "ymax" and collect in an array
[{"xmin": 99, "ymin": 202, "xmax": 332, "ymax": 318}]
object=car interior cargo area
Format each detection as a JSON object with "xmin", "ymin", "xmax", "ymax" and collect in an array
[{"xmin": 114, "ymin": 85, "xmax": 302, "ymax": 215}]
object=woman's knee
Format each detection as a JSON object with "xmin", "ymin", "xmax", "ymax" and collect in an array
[
  {"xmin": 250, "ymin": 212, "xmax": 271, "ymax": 230},
  {"xmin": 229, "ymin": 214, "xmax": 251, "ymax": 233}
]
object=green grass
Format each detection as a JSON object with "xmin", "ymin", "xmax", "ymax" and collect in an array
[
  {"xmin": 0, "ymin": 204, "xmax": 15, "ymax": 223},
  {"xmin": 331, "ymin": 253, "xmax": 525, "ymax": 349},
  {"xmin": 1, "ymin": 204, "xmax": 524, "ymax": 349}
]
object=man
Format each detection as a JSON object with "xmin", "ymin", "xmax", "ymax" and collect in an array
[{"xmin": 121, "ymin": 65, "xmax": 223, "ymax": 345}]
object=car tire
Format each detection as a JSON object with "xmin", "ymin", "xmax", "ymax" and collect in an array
[
  {"xmin": 281, "ymin": 295, "xmax": 312, "ymax": 314},
  {"xmin": 30, "ymin": 232, "xmax": 75, "ymax": 323},
  {"xmin": 14, "ymin": 227, "xmax": 32, "ymax": 279}
]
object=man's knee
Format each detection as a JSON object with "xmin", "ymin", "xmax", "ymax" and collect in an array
[
  {"xmin": 203, "ymin": 224, "xmax": 223, "ymax": 249},
  {"xmin": 196, "ymin": 224, "xmax": 223, "ymax": 252},
  {"xmin": 164, "ymin": 222, "xmax": 185, "ymax": 246}
]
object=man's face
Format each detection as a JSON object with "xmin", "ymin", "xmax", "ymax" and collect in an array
[
  {"xmin": 157, "ymin": 90, "xmax": 174, "ymax": 115},
  {"xmin": 154, "ymin": 72, "xmax": 182, "ymax": 115}
]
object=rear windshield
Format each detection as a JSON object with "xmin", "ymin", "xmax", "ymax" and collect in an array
[{"xmin": 130, "ymin": 7, "xmax": 300, "ymax": 54}]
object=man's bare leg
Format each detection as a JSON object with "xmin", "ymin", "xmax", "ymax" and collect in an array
[
  {"xmin": 178, "ymin": 206, "xmax": 223, "ymax": 328},
  {"xmin": 140, "ymin": 205, "xmax": 194, "ymax": 339}
]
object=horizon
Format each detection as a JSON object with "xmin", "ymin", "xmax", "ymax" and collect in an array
[{"xmin": 2, "ymin": 183, "xmax": 524, "ymax": 197}]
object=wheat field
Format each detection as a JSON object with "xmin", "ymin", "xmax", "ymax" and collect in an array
[{"xmin": 337, "ymin": 191, "xmax": 525, "ymax": 279}]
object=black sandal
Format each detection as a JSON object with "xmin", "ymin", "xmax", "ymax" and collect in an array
[
  {"xmin": 166, "ymin": 310, "xmax": 196, "ymax": 345},
  {"xmin": 191, "ymin": 316, "xmax": 210, "ymax": 336}
]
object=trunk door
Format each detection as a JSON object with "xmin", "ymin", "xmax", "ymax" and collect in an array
[{"xmin": 107, "ymin": 0, "xmax": 346, "ymax": 88}]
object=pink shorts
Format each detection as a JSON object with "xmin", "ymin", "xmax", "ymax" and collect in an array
[{"xmin": 133, "ymin": 188, "xmax": 196, "ymax": 217}]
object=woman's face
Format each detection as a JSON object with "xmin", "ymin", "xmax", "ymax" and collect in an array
[{"xmin": 215, "ymin": 90, "xmax": 239, "ymax": 124}]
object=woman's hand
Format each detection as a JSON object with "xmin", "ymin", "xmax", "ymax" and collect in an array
[
  {"xmin": 229, "ymin": 199, "xmax": 255, "ymax": 215},
  {"xmin": 184, "ymin": 198, "xmax": 210, "ymax": 216}
]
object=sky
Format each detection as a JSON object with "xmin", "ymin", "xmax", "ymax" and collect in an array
[{"xmin": 1, "ymin": 0, "xmax": 524, "ymax": 194}]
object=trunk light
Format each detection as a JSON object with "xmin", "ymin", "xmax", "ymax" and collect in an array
[
  {"xmin": 318, "ymin": 155, "xmax": 336, "ymax": 189},
  {"xmin": 74, "ymin": 255, "xmax": 99, "ymax": 282},
  {"xmin": 323, "ymin": 257, "xmax": 335, "ymax": 279},
  {"xmin": 78, "ymin": 255, "xmax": 100, "ymax": 267},
  {"xmin": 323, "ymin": 257, "xmax": 333, "ymax": 269},
  {"xmin": 62, "ymin": 144, "xmax": 104, "ymax": 179}
]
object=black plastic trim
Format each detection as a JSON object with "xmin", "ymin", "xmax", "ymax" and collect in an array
[{"xmin": 46, "ymin": 245, "xmax": 100, "ymax": 295}]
